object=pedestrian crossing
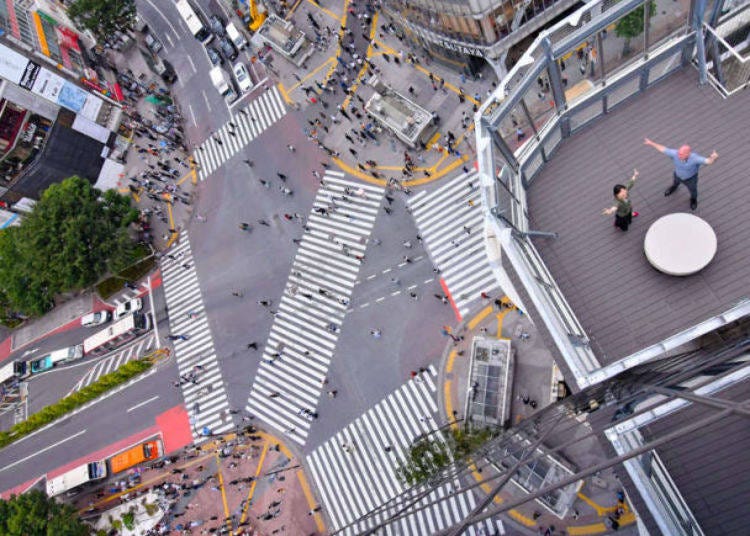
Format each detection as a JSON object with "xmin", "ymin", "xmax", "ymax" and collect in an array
[
  {"xmin": 161, "ymin": 231, "xmax": 233, "ymax": 440},
  {"xmin": 306, "ymin": 367, "xmax": 504, "ymax": 536},
  {"xmin": 245, "ymin": 171, "xmax": 384, "ymax": 445},
  {"xmin": 192, "ymin": 86, "xmax": 287, "ymax": 181},
  {"xmin": 409, "ymin": 171, "xmax": 501, "ymax": 319},
  {"xmin": 70, "ymin": 334, "xmax": 156, "ymax": 393}
]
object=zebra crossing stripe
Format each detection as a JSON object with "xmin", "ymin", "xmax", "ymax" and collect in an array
[
  {"xmin": 409, "ymin": 171, "xmax": 501, "ymax": 318},
  {"xmin": 194, "ymin": 87, "xmax": 287, "ymax": 181},
  {"xmin": 161, "ymin": 231, "xmax": 233, "ymax": 439},
  {"xmin": 246, "ymin": 174, "xmax": 384, "ymax": 445},
  {"xmin": 304, "ymin": 369, "xmax": 500, "ymax": 535}
]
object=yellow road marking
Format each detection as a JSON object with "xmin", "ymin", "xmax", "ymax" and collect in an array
[
  {"xmin": 165, "ymin": 198, "xmax": 179, "ymax": 248},
  {"xmin": 443, "ymin": 380, "xmax": 457, "ymax": 430},
  {"xmin": 215, "ymin": 451, "xmax": 232, "ymax": 531},
  {"xmin": 467, "ymin": 305, "xmax": 493, "ymax": 330},
  {"xmin": 425, "ymin": 131, "xmax": 441, "ymax": 150},
  {"xmin": 286, "ymin": 0, "xmax": 304, "ymax": 19},
  {"xmin": 277, "ymin": 82, "xmax": 294, "ymax": 104},
  {"xmin": 298, "ymin": 469, "xmax": 326, "ymax": 532},
  {"xmin": 578, "ymin": 491, "xmax": 616, "ymax": 516},
  {"xmin": 286, "ymin": 56, "xmax": 336, "ymax": 93},
  {"xmin": 239, "ymin": 440, "xmax": 270, "ymax": 526},
  {"xmin": 510, "ymin": 510, "xmax": 537, "ymax": 527},
  {"xmin": 188, "ymin": 156, "xmax": 197, "ymax": 184},
  {"xmin": 306, "ymin": 0, "xmax": 342, "ymax": 22}
]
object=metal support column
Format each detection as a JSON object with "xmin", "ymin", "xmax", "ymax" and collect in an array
[
  {"xmin": 643, "ymin": 0, "xmax": 652, "ymax": 59},
  {"xmin": 692, "ymin": 0, "xmax": 709, "ymax": 84},
  {"xmin": 542, "ymin": 37, "xmax": 567, "ymax": 114},
  {"xmin": 486, "ymin": 122, "xmax": 519, "ymax": 173}
]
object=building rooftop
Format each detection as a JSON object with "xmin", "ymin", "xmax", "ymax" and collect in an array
[{"xmin": 525, "ymin": 69, "xmax": 750, "ymax": 365}]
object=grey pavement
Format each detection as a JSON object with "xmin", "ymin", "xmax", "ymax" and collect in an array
[{"xmin": 10, "ymin": 293, "xmax": 94, "ymax": 351}]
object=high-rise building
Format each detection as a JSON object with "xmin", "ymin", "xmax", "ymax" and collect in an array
[
  {"xmin": 381, "ymin": 0, "xmax": 583, "ymax": 76},
  {"xmin": 0, "ymin": 0, "xmax": 89, "ymax": 78}
]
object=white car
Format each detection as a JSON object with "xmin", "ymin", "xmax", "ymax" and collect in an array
[
  {"xmin": 232, "ymin": 62, "xmax": 253, "ymax": 93},
  {"xmin": 114, "ymin": 298, "xmax": 143, "ymax": 320},
  {"xmin": 81, "ymin": 311, "xmax": 111, "ymax": 328}
]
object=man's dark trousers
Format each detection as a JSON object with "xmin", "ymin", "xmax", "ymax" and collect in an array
[{"xmin": 665, "ymin": 172, "xmax": 699, "ymax": 201}]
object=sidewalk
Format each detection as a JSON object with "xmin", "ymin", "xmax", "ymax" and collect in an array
[
  {"xmin": 439, "ymin": 296, "xmax": 637, "ymax": 535},
  {"xmin": 76, "ymin": 428, "xmax": 324, "ymax": 535}
]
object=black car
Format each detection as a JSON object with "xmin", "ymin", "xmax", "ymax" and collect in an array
[
  {"xmin": 209, "ymin": 14, "xmax": 226, "ymax": 37},
  {"xmin": 218, "ymin": 37, "xmax": 238, "ymax": 61},
  {"xmin": 206, "ymin": 46, "xmax": 223, "ymax": 65}
]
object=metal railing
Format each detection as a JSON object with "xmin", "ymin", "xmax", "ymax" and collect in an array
[
  {"xmin": 701, "ymin": 4, "xmax": 750, "ymax": 97},
  {"xmin": 476, "ymin": 0, "xmax": 702, "ymax": 385}
]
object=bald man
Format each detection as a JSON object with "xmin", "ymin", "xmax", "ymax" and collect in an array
[{"xmin": 644, "ymin": 138, "xmax": 719, "ymax": 210}]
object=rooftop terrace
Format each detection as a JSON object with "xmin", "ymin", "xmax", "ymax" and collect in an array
[{"xmin": 525, "ymin": 69, "xmax": 750, "ymax": 364}]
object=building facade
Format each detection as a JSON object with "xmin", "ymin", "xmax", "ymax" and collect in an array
[{"xmin": 382, "ymin": 0, "xmax": 582, "ymax": 76}]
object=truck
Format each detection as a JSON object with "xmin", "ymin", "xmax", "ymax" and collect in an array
[
  {"xmin": 175, "ymin": 0, "xmax": 212, "ymax": 44},
  {"xmin": 209, "ymin": 67, "xmax": 235, "ymax": 100},
  {"xmin": 28, "ymin": 345, "xmax": 84, "ymax": 374},
  {"xmin": 109, "ymin": 440, "xmax": 162, "ymax": 474},
  {"xmin": 46, "ymin": 461, "xmax": 107, "ymax": 497}
]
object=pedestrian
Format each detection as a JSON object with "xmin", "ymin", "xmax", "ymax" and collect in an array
[
  {"xmin": 243, "ymin": 159, "xmax": 253, "ymax": 166},
  {"xmin": 258, "ymin": 219, "xmax": 270, "ymax": 226},
  {"xmin": 286, "ymin": 144, "xmax": 295, "ymax": 152},
  {"xmin": 327, "ymin": 390, "xmax": 338, "ymax": 398},
  {"xmin": 277, "ymin": 172, "xmax": 287, "ymax": 181},
  {"xmin": 644, "ymin": 138, "xmax": 718, "ymax": 210},
  {"xmin": 601, "ymin": 169, "xmax": 640, "ymax": 231}
]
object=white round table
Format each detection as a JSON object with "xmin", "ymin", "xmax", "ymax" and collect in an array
[{"xmin": 644, "ymin": 213, "xmax": 717, "ymax": 276}]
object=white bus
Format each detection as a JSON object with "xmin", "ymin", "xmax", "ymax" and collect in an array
[
  {"xmin": 83, "ymin": 313, "xmax": 152, "ymax": 357},
  {"xmin": 175, "ymin": 0, "xmax": 212, "ymax": 43},
  {"xmin": 46, "ymin": 461, "xmax": 107, "ymax": 497}
]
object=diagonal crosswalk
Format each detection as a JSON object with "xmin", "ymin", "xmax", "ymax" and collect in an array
[
  {"xmin": 245, "ymin": 171, "xmax": 384, "ymax": 445},
  {"xmin": 409, "ymin": 171, "xmax": 501, "ymax": 319},
  {"xmin": 192, "ymin": 86, "xmax": 287, "ymax": 181},
  {"xmin": 161, "ymin": 231, "xmax": 233, "ymax": 440},
  {"xmin": 306, "ymin": 367, "xmax": 504, "ymax": 535},
  {"xmin": 70, "ymin": 334, "xmax": 155, "ymax": 393}
]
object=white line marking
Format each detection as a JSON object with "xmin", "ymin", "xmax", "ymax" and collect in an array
[
  {"xmin": 186, "ymin": 54, "xmax": 196, "ymax": 74},
  {"xmin": 127, "ymin": 395, "xmax": 160, "ymax": 413},
  {"xmin": 0, "ymin": 430, "xmax": 87, "ymax": 472},
  {"xmin": 382, "ymin": 268, "xmax": 391, "ymax": 274},
  {"xmin": 367, "ymin": 274, "xmax": 377, "ymax": 280},
  {"xmin": 390, "ymin": 291, "xmax": 401, "ymax": 296},
  {"xmin": 423, "ymin": 278, "xmax": 434, "ymax": 284},
  {"xmin": 188, "ymin": 104, "xmax": 196, "ymax": 127},
  {"xmin": 375, "ymin": 297, "xmax": 385, "ymax": 302},
  {"xmin": 203, "ymin": 90, "xmax": 211, "ymax": 113},
  {"xmin": 360, "ymin": 303, "xmax": 370, "ymax": 309},
  {"xmin": 407, "ymin": 285, "xmax": 418, "ymax": 290}
]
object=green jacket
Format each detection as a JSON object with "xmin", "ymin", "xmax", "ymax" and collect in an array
[{"xmin": 614, "ymin": 178, "xmax": 636, "ymax": 217}]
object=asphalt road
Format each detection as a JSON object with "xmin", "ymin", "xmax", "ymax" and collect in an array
[{"xmin": 0, "ymin": 361, "xmax": 181, "ymax": 492}]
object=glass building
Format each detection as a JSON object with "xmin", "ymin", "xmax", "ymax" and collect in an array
[{"xmin": 382, "ymin": 0, "xmax": 583, "ymax": 76}]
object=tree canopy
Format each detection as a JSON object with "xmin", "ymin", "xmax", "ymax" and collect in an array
[
  {"xmin": 67, "ymin": 0, "xmax": 136, "ymax": 43},
  {"xmin": 0, "ymin": 176, "xmax": 139, "ymax": 316},
  {"xmin": 0, "ymin": 490, "xmax": 90, "ymax": 536},
  {"xmin": 614, "ymin": 1, "xmax": 656, "ymax": 40}
]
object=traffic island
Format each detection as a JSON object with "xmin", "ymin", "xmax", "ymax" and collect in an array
[{"xmin": 439, "ymin": 299, "xmax": 636, "ymax": 534}]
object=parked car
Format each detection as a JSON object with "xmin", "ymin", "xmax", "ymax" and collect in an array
[
  {"xmin": 144, "ymin": 32, "xmax": 163, "ymax": 53},
  {"xmin": 81, "ymin": 311, "xmax": 111, "ymax": 328},
  {"xmin": 232, "ymin": 62, "xmax": 253, "ymax": 93},
  {"xmin": 218, "ymin": 36, "xmax": 238, "ymax": 61},
  {"xmin": 206, "ymin": 46, "xmax": 223, "ymax": 65},
  {"xmin": 209, "ymin": 14, "xmax": 226, "ymax": 37},
  {"xmin": 114, "ymin": 298, "xmax": 143, "ymax": 320}
]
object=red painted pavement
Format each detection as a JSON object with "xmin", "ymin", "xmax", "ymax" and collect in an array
[
  {"xmin": 155, "ymin": 404, "xmax": 193, "ymax": 454},
  {"xmin": 440, "ymin": 278, "xmax": 462, "ymax": 322},
  {"xmin": 0, "ymin": 404, "xmax": 192, "ymax": 498}
]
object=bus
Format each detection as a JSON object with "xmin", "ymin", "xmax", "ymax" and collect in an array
[
  {"xmin": 175, "ymin": 0, "xmax": 212, "ymax": 43},
  {"xmin": 109, "ymin": 440, "xmax": 161, "ymax": 474},
  {"xmin": 46, "ymin": 461, "xmax": 107, "ymax": 497},
  {"xmin": 83, "ymin": 312, "xmax": 152, "ymax": 357},
  {"xmin": 0, "ymin": 361, "xmax": 21, "ymax": 386}
]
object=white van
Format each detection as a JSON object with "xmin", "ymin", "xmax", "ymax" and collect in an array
[
  {"xmin": 226, "ymin": 22, "xmax": 247, "ymax": 50},
  {"xmin": 81, "ymin": 311, "xmax": 111, "ymax": 328},
  {"xmin": 49, "ymin": 345, "xmax": 85, "ymax": 364}
]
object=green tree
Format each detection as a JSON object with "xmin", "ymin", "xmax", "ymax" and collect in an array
[
  {"xmin": 67, "ymin": 0, "xmax": 136, "ymax": 43},
  {"xmin": 0, "ymin": 176, "xmax": 139, "ymax": 316},
  {"xmin": 614, "ymin": 1, "xmax": 657, "ymax": 55},
  {"xmin": 0, "ymin": 490, "xmax": 90, "ymax": 536}
]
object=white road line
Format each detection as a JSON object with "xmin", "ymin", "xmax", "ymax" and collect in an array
[
  {"xmin": 186, "ymin": 55, "xmax": 196, "ymax": 74},
  {"xmin": 127, "ymin": 395, "xmax": 160, "ymax": 413},
  {"xmin": 203, "ymin": 90, "xmax": 211, "ymax": 113},
  {"xmin": 0, "ymin": 430, "xmax": 86, "ymax": 472}
]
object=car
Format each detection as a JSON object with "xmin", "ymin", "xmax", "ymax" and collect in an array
[
  {"xmin": 81, "ymin": 311, "xmax": 111, "ymax": 328},
  {"xmin": 218, "ymin": 36, "xmax": 238, "ymax": 61},
  {"xmin": 144, "ymin": 32, "xmax": 163, "ymax": 53},
  {"xmin": 114, "ymin": 298, "xmax": 143, "ymax": 320},
  {"xmin": 209, "ymin": 14, "xmax": 226, "ymax": 37},
  {"xmin": 232, "ymin": 62, "xmax": 253, "ymax": 93},
  {"xmin": 206, "ymin": 46, "xmax": 223, "ymax": 65}
]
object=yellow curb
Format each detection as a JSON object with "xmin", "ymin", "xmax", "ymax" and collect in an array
[
  {"xmin": 577, "ymin": 491, "xmax": 616, "ymax": 517},
  {"xmin": 188, "ymin": 156, "xmax": 198, "ymax": 184},
  {"xmin": 444, "ymin": 380, "xmax": 457, "ymax": 430},
  {"xmin": 467, "ymin": 305, "xmax": 493, "ymax": 330},
  {"xmin": 445, "ymin": 349, "xmax": 457, "ymax": 374},
  {"xmin": 286, "ymin": 0, "xmax": 304, "ymax": 19},
  {"xmin": 509, "ymin": 509, "xmax": 537, "ymax": 527},
  {"xmin": 425, "ymin": 131, "xmax": 441, "ymax": 149},
  {"xmin": 165, "ymin": 199, "xmax": 179, "ymax": 248},
  {"xmin": 298, "ymin": 469, "xmax": 326, "ymax": 532}
]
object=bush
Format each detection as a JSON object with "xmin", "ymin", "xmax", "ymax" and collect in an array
[
  {"xmin": 0, "ymin": 358, "xmax": 153, "ymax": 449},
  {"xmin": 122, "ymin": 510, "xmax": 135, "ymax": 530}
]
